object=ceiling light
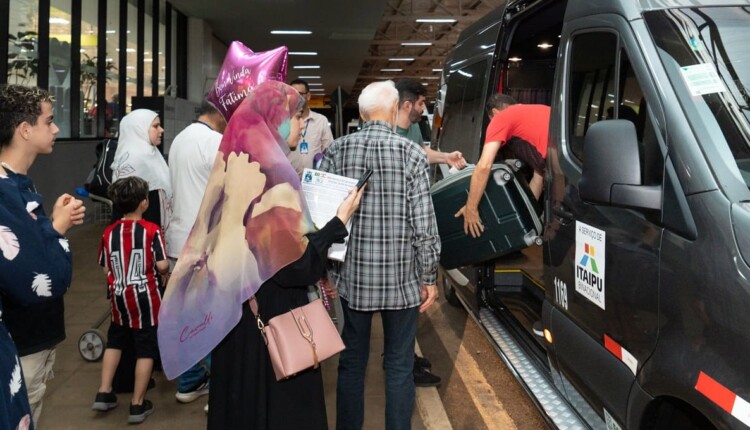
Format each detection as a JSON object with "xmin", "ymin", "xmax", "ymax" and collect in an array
[
  {"xmin": 144, "ymin": 58, "xmax": 153, "ymax": 62},
  {"xmin": 271, "ymin": 30, "xmax": 312, "ymax": 35},
  {"xmin": 508, "ymin": 57, "xmax": 522, "ymax": 62},
  {"xmin": 416, "ymin": 18, "xmax": 456, "ymax": 23},
  {"xmin": 106, "ymin": 30, "xmax": 116, "ymax": 34},
  {"xmin": 310, "ymin": 89, "xmax": 325, "ymax": 92},
  {"xmin": 389, "ymin": 58, "xmax": 414, "ymax": 62},
  {"xmin": 432, "ymin": 68, "xmax": 442, "ymax": 72},
  {"xmin": 537, "ymin": 43, "xmax": 554, "ymax": 49},
  {"xmin": 401, "ymin": 42, "xmax": 432, "ymax": 46},
  {"xmin": 298, "ymin": 75, "xmax": 321, "ymax": 79},
  {"xmin": 380, "ymin": 68, "xmax": 403, "ymax": 72},
  {"xmin": 79, "ymin": 49, "xmax": 86, "ymax": 53},
  {"xmin": 289, "ymin": 51, "xmax": 317, "ymax": 56},
  {"xmin": 49, "ymin": 17, "xmax": 70, "ymax": 25},
  {"xmin": 421, "ymin": 83, "xmax": 429, "ymax": 86},
  {"xmin": 421, "ymin": 76, "xmax": 439, "ymax": 80},
  {"xmin": 293, "ymin": 65, "xmax": 320, "ymax": 69},
  {"xmin": 308, "ymin": 83, "xmax": 322, "ymax": 86},
  {"xmin": 126, "ymin": 48, "xmax": 136, "ymax": 53}
]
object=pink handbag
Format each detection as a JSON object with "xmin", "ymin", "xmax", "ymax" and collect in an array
[{"xmin": 250, "ymin": 298, "xmax": 345, "ymax": 381}]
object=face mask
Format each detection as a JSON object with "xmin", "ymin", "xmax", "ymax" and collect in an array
[{"xmin": 277, "ymin": 119, "xmax": 291, "ymax": 140}]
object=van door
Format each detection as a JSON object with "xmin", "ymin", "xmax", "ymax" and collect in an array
[{"xmin": 545, "ymin": 16, "xmax": 666, "ymax": 426}]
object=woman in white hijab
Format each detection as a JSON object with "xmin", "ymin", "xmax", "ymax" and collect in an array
[{"xmin": 111, "ymin": 109, "xmax": 172, "ymax": 237}]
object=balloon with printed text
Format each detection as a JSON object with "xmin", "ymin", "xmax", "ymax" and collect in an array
[{"xmin": 207, "ymin": 42, "xmax": 288, "ymax": 120}]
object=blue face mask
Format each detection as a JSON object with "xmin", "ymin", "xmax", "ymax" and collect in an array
[{"xmin": 277, "ymin": 119, "xmax": 291, "ymax": 140}]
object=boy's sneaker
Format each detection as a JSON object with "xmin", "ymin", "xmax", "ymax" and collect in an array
[
  {"xmin": 92, "ymin": 391, "xmax": 118, "ymax": 411},
  {"xmin": 414, "ymin": 367, "xmax": 442, "ymax": 387},
  {"xmin": 175, "ymin": 380, "xmax": 209, "ymax": 403},
  {"xmin": 128, "ymin": 399, "xmax": 154, "ymax": 424}
]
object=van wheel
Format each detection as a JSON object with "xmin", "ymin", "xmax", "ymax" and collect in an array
[
  {"xmin": 440, "ymin": 275, "xmax": 462, "ymax": 307},
  {"xmin": 646, "ymin": 400, "xmax": 715, "ymax": 430}
]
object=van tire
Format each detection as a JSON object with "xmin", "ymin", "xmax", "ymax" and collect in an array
[{"xmin": 440, "ymin": 275, "xmax": 462, "ymax": 307}]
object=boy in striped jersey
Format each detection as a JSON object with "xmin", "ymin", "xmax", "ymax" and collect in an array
[{"xmin": 92, "ymin": 176, "xmax": 168, "ymax": 424}]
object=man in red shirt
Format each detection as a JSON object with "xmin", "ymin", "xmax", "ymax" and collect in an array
[{"xmin": 455, "ymin": 94, "xmax": 551, "ymax": 238}]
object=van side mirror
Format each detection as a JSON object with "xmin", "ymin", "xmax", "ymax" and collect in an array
[{"xmin": 578, "ymin": 120, "xmax": 661, "ymax": 210}]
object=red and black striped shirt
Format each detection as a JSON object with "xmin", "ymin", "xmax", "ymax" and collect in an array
[{"xmin": 98, "ymin": 219, "xmax": 167, "ymax": 328}]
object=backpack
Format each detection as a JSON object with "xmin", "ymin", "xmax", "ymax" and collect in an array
[{"xmin": 87, "ymin": 138, "xmax": 118, "ymax": 197}]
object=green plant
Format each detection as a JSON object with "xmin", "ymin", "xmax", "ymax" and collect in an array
[
  {"xmin": 81, "ymin": 53, "xmax": 118, "ymax": 112},
  {"xmin": 7, "ymin": 31, "xmax": 39, "ymax": 84}
]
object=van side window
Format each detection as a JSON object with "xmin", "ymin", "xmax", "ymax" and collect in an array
[
  {"xmin": 569, "ymin": 32, "xmax": 617, "ymax": 159},
  {"xmin": 569, "ymin": 33, "xmax": 663, "ymax": 186}
]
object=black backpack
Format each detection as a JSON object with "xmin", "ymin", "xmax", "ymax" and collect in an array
[{"xmin": 87, "ymin": 138, "xmax": 118, "ymax": 197}]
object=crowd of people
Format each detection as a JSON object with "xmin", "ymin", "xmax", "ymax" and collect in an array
[{"xmin": 0, "ymin": 73, "xmax": 548, "ymax": 429}]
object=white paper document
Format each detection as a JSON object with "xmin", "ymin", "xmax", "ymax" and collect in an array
[{"xmin": 300, "ymin": 168, "xmax": 358, "ymax": 261}]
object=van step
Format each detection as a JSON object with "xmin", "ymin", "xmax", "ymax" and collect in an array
[{"xmin": 478, "ymin": 308, "xmax": 590, "ymax": 430}]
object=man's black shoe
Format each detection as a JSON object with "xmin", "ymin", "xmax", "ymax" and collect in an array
[
  {"xmin": 414, "ymin": 367, "xmax": 441, "ymax": 387},
  {"xmin": 92, "ymin": 391, "xmax": 118, "ymax": 411},
  {"xmin": 128, "ymin": 399, "xmax": 154, "ymax": 424},
  {"xmin": 414, "ymin": 354, "xmax": 432, "ymax": 370}
]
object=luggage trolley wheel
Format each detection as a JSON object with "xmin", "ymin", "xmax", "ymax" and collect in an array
[
  {"xmin": 79, "ymin": 329, "xmax": 105, "ymax": 362},
  {"xmin": 534, "ymin": 236, "xmax": 544, "ymax": 246}
]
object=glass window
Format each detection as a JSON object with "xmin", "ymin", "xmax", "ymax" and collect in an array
[
  {"xmin": 49, "ymin": 0, "xmax": 72, "ymax": 138},
  {"xmin": 645, "ymin": 7, "xmax": 750, "ymax": 190},
  {"xmin": 8, "ymin": 1, "xmax": 39, "ymax": 87},
  {"xmin": 105, "ymin": 0, "xmax": 120, "ymax": 136},
  {"xmin": 80, "ymin": 0, "xmax": 98, "ymax": 137},
  {"xmin": 143, "ymin": 0, "xmax": 153, "ymax": 97},
  {"xmin": 125, "ymin": 0, "xmax": 137, "ymax": 113},
  {"xmin": 170, "ymin": 9, "xmax": 177, "ymax": 95},
  {"xmin": 158, "ymin": 1, "xmax": 166, "ymax": 96}
]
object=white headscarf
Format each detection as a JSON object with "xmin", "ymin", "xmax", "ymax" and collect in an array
[{"xmin": 112, "ymin": 109, "xmax": 172, "ymax": 195}]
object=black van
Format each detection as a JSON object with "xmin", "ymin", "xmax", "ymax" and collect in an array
[{"xmin": 435, "ymin": 0, "xmax": 750, "ymax": 429}]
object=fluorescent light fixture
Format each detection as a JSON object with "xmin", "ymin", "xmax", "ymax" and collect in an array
[
  {"xmin": 388, "ymin": 58, "xmax": 415, "ymax": 62},
  {"xmin": 308, "ymin": 83, "xmax": 323, "ymax": 86},
  {"xmin": 106, "ymin": 58, "xmax": 113, "ymax": 62},
  {"xmin": 79, "ymin": 49, "xmax": 86, "ymax": 53},
  {"xmin": 401, "ymin": 42, "xmax": 432, "ymax": 46},
  {"xmin": 508, "ymin": 56, "xmax": 522, "ymax": 62},
  {"xmin": 416, "ymin": 18, "xmax": 456, "ymax": 23},
  {"xmin": 298, "ymin": 75, "xmax": 321, "ymax": 79},
  {"xmin": 126, "ymin": 48, "xmax": 136, "ymax": 53},
  {"xmin": 310, "ymin": 89, "xmax": 325, "ymax": 92},
  {"xmin": 421, "ymin": 76, "xmax": 439, "ymax": 80},
  {"xmin": 49, "ymin": 17, "xmax": 70, "ymax": 25},
  {"xmin": 289, "ymin": 51, "xmax": 317, "ymax": 56},
  {"xmin": 421, "ymin": 83, "xmax": 429, "ymax": 86},
  {"xmin": 380, "ymin": 68, "xmax": 403, "ymax": 72},
  {"xmin": 432, "ymin": 68, "xmax": 442, "ymax": 72},
  {"xmin": 126, "ymin": 66, "xmax": 135, "ymax": 70},
  {"xmin": 106, "ymin": 30, "xmax": 116, "ymax": 34},
  {"xmin": 144, "ymin": 58, "xmax": 153, "ymax": 62},
  {"xmin": 293, "ymin": 65, "xmax": 320, "ymax": 69},
  {"xmin": 271, "ymin": 30, "xmax": 312, "ymax": 35},
  {"xmin": 537, "ymin": 43, "xmax": 554, "ymax": 49}
]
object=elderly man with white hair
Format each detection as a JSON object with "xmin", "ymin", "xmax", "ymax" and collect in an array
[{"xmin": 319, "ymin": 80, "xmax": 440, "ymax": 430}]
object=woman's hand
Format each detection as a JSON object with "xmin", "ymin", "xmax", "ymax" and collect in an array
[{"xmin": 336, "ymin": 185, "xmax": 366, "ymax": 225}]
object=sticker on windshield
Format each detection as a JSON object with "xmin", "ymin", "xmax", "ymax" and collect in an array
[
  {"xmin": 575, "ymin": 222, "xmax": 606, "ymax": 310},
  {"xmin": 679, "ymin": 63, "xmax": 726, "ymax": 96}
]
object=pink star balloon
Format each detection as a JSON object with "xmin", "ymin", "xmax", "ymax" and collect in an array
[{"xmin": 207, "ymin": 42, "xmax": 288, "ymax": 120}]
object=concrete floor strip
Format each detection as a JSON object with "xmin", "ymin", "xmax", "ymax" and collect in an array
[
  {"xmin": 415, "ymin": 341, "xmax": 453, "ymax": 430},
  {"xmin": 430, "ymin": 305, "xmax": 519, "ymax": 430}
]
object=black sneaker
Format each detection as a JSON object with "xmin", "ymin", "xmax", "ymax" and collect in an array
[
  {"xmin": 128, "ymin": 399, "xmax": 154, "ymax": 424},
  {"xmin": 414, "ymin": 367, "xmax": 441, "ymax": 387},
  {"xmin": 92, "ymin": 391, "xmax": 118, "ymax": 411},
  {"xmin": 414, "ymin": 354, "xmax": 432, "ymax": 370}
]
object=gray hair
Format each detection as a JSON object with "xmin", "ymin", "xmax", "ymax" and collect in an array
[{"xmin": 358, "ymin": 80, "xmax": 399, "ymax": 117}]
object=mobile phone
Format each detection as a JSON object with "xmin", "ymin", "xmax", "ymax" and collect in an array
[{"xmin": 355, "ymin": 169, "xmax": 373, "ymax": 190}]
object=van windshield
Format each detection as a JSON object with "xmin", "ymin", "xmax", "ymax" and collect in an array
[{"xmin": 645, "ymin": 7, "xmax": 750, "ymax": 188}]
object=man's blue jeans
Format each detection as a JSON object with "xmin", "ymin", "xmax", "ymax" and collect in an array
[
  {"xmin": 336, "ymin": 299, "xmax": 418, "ymax": 430},
  {"xmin": 177, "ymin": 354, "xmax": 211, "ymax": 393}
]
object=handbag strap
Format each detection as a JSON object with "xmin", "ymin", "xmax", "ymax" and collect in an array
[{"xmin": 248, "ymin": 297, "xmax": 265, "ymax": 334}]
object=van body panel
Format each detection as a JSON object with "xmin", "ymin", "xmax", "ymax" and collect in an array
[{"xmin": 438, "ymin": 1, "xmax": 750, "ymax": 428}]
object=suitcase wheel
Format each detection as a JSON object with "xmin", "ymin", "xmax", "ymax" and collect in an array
[
  {"xmin": 79, "ymin": 329, "xmax": 105, "ymax": 362},
  {"xmin": 534, "ymin": 236, "xmax": 543, "ymax": 246}
]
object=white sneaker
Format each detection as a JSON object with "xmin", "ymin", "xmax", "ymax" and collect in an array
[{"xmin": 175, "ymin": 381, "xmax": 209, "ymax": 403}]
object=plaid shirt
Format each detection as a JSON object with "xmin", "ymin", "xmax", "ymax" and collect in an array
[{"xmin": 320, "ymin": 120, "xmax": 440, "ymax": 311}]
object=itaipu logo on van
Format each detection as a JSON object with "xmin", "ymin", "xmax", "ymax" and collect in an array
[{"xmin": 575, "ymin": 222, "xmax": 606, "ymax": 310}]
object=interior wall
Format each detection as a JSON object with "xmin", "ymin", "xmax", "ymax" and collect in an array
[{"xmin": 29, "ymin": 141, "xmax": 98, "ymax": 214}]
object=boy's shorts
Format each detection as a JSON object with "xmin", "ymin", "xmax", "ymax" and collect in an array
[{"xmin": 106, "ymin": 323, "xmax": 159, "ymax": 360}]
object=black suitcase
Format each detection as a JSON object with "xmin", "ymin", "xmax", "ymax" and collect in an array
[{"xmin": 430, "ymin": 163, "xmax": 543, "ymax": 269}]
